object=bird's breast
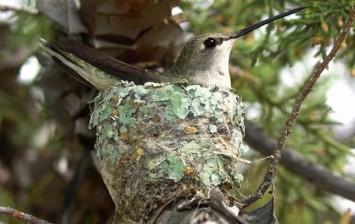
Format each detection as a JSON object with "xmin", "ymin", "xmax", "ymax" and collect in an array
[{"xmin": 189, "ymin": 70, "xmax": 231, "ymax": 89}]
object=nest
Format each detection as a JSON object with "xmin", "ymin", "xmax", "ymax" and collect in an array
[{"xmin": 89, "ymin": 82, "xmax": 248, "ymax": 222}]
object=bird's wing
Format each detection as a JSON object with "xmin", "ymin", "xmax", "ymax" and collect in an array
[{"xmin": 39, "ymin": 37, "xmax": 164, "ymax": 91}]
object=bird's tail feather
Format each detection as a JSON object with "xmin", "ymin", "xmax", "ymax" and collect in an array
[{"xmin": 40, "ymin": 38, "xmax": 122, "ymax": 91}]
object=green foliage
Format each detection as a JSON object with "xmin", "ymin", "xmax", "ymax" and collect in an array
[
  {"xmin": 0, "ymin": 89, "xmax": 42, "ymax": 148},
  {"xmin": 9, "ymin": 13, "xmax": 54, "ymax": 48}
]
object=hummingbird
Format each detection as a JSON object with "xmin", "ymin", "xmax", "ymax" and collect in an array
[{"xmin": 40, "ymin": 7, "xmax": 305, "ymax": 91}]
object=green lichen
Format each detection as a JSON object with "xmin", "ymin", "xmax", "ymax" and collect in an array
[
  {"xmin": 152, "ymin": 85, "xmax": 174, "ymax": 101},
  {"xmin": 119, "ymin": 87, "xmax": 130, "ymax": 97},
  {"xmin": 119, "ymin": 125, "xmax": 127, "ymax": 133},
  {"xmin": 100, "ymin": 105, "xmax": 112, "ymax": 122},
  {"xmin": 209, "ymin": 124, "xmax": 217, "ymax": 133},
  {"xmin": 178, "ymin": 141, "xmax": 205, "ymax": 159},
  {"xmin": 117, "ymin": 97, "xmax": 137, "ymax": 132},
  {"xmin": 190, "ymin": 98, "xmax": 205, "ymax": 116},
  {"xmin": 210, "ymin": 91, "xmax": 223, "ymax": 106},
  {"xmin": 200, "ymin": 157, "xmax": 227, "ymax": 186},
  {"xmin": 171, "ymin": 85, "xmax": 185, "ymax": 94},
  {"xmin": 135, "ymin": 85, "xmax": 150, "ymax": 96},
  {"xmin": 187, "ymin": 85, "xmax": 212, "ymax": 98},
  {"xmin": 167, "ymin": 153, "xmax": 185, "ymax": 182},
  {"xmin": 98, "ymin": 123, "xmax": 116, "ymax": 145},
  {"xmin": 106, "ymin": 86, "xmax": 119, "ymax": 100},
  {"xmin": 107, "ymin": 144, "xmax": 119, "ymax": 162},
  {"xmin": 105, "ymin": 123, "xmax": 119, "ymax": 141},
  {"xmin": 166, "ymin": 92, "xmax": 190, "ymax": 120}
]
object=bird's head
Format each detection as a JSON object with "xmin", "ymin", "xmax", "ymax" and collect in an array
[{"xmin": 169, "ymin": 6, "xmax": 305, "ymax": 88}]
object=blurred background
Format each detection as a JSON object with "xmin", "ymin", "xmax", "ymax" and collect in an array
[{"xmin": 0, "ymin": 0, "xmax": 355, "ymax": 223}]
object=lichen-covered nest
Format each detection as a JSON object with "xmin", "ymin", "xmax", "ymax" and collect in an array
[{"xmin": 89, "ymin": 82, "xmax": 248, "ymax": 222}]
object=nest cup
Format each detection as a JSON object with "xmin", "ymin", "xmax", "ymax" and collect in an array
[{"xmin": 89, "ymin": 82, "xmax": 248, "ymax": 222}]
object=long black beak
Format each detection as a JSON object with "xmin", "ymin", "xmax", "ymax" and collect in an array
[{"xmin": 229, "ymin": 6, "xmax": 305, "ymax": 39}]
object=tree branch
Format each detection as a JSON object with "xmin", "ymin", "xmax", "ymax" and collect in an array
[
  {"xmin": 0, "ymin": 206, "xmax": 52, "ymax": 224},
  {"xmin": 244, "ymin": 120, "xmax": 355, "ymax": 202},
  {"xmin": 242, "ymin": 4, "xmax": 355, "ymax": 206}
]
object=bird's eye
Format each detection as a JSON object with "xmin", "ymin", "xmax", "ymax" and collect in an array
[{"xmin": 203, "ymin": 37, "xmax": 217, "ymax": 48}]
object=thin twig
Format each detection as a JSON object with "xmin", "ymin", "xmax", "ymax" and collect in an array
[
  {"xmin": 0, "ymin": 206, "xmax": 53, "ymax": 224},
  {"xmin": 244, "ymin": 120, "xmax": 355, "ymax": 202},
  {"xmin": 242, "ymin": 4, "xmax": 355, "ymax": 207}
]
